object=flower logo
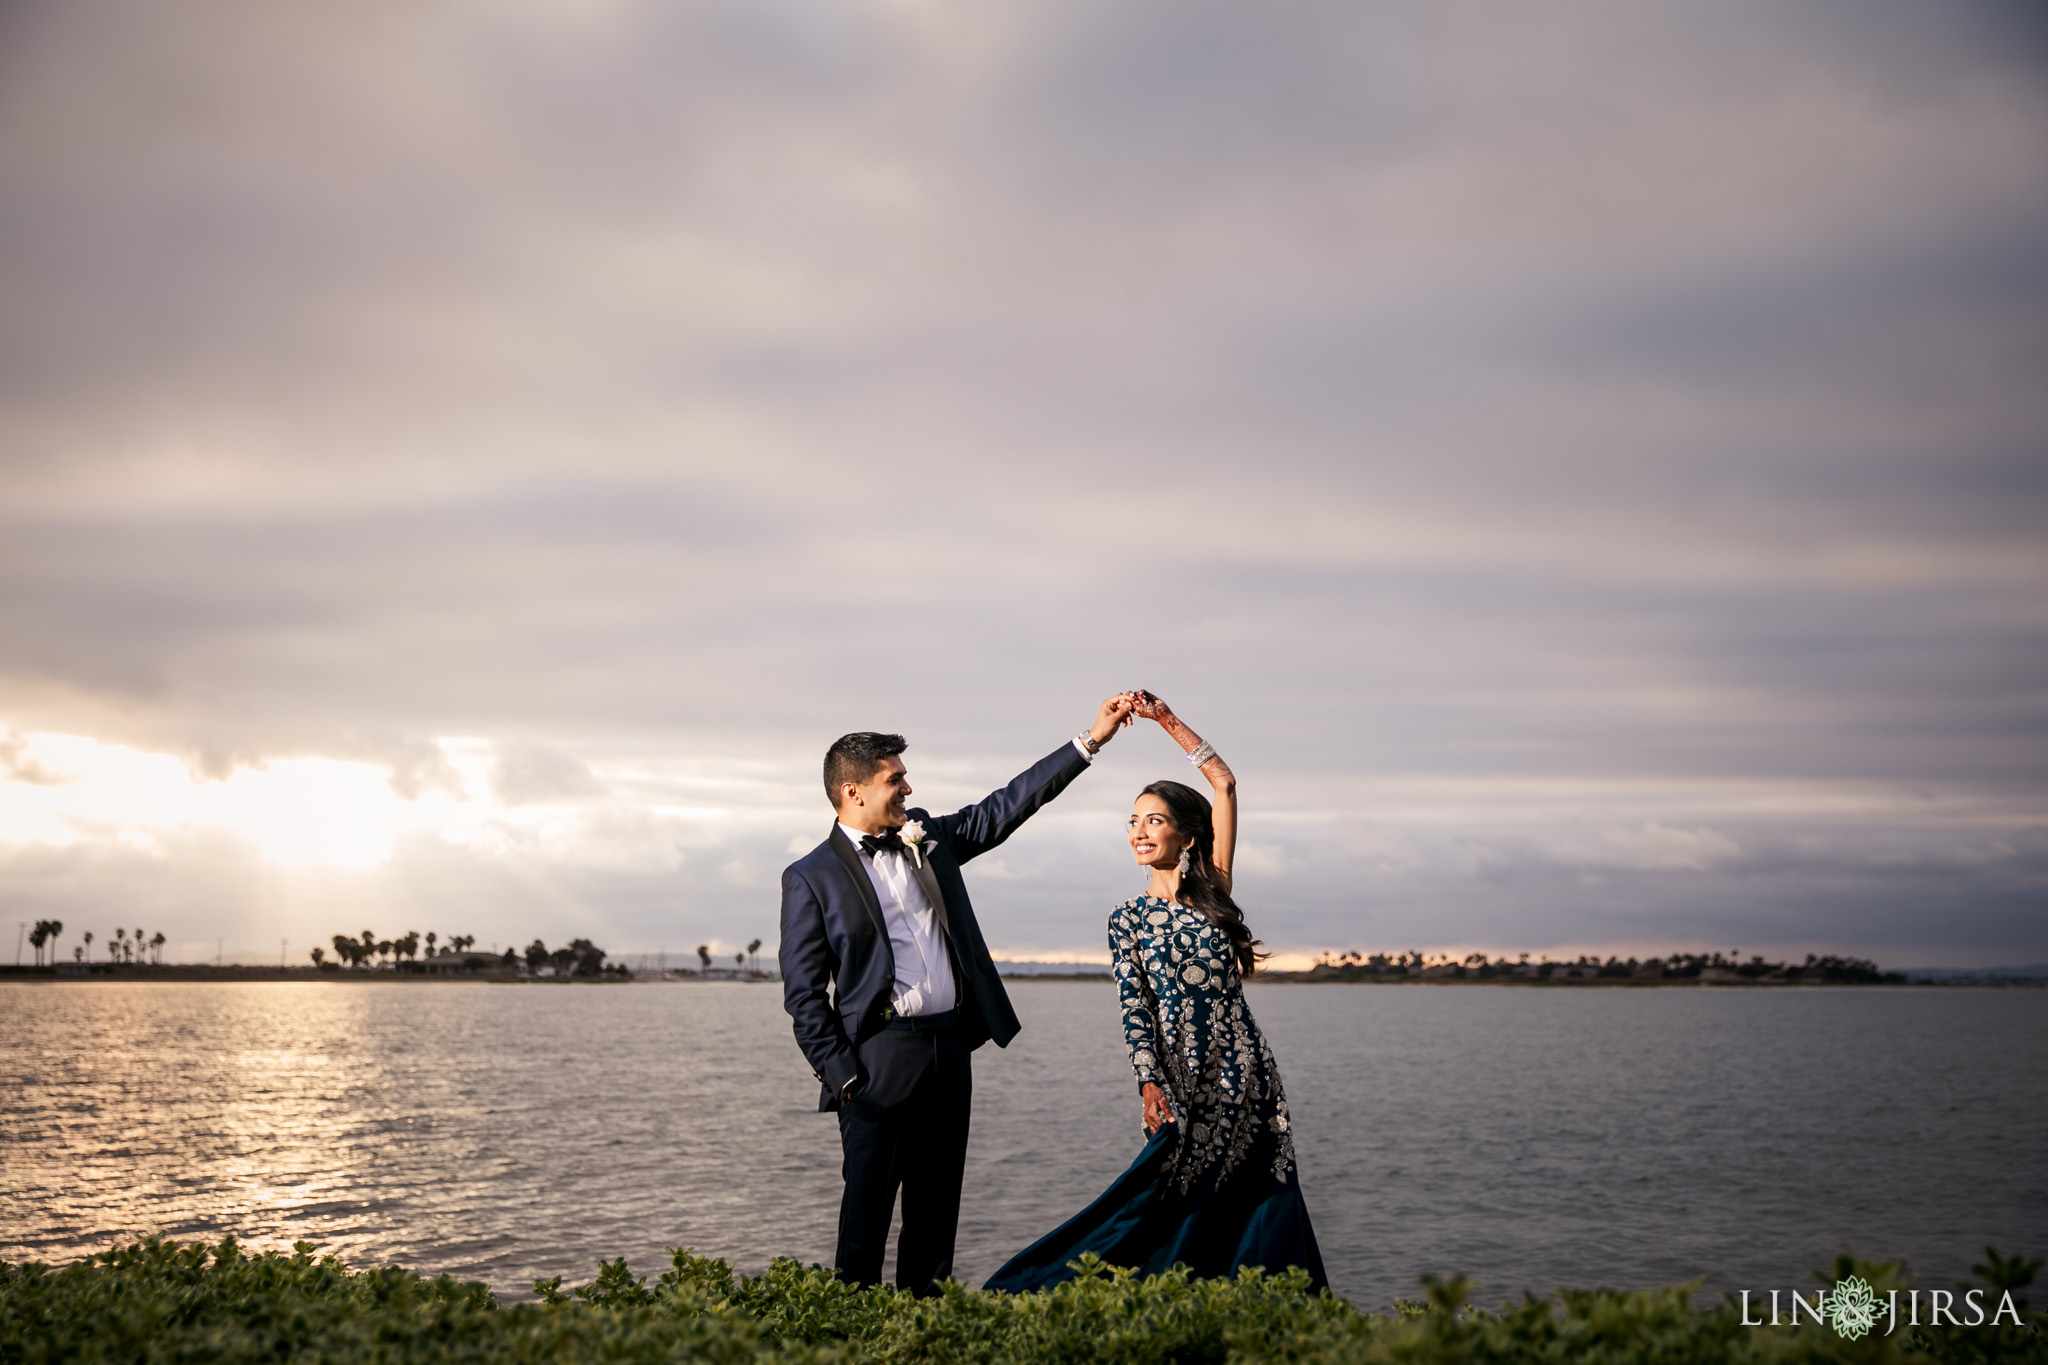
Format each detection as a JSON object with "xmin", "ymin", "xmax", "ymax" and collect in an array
[{"xmin": 1818, "ymin": 1276, "xmax": 1882, "ymax": 1341}]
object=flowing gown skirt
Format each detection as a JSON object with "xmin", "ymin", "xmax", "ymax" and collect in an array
[{"xmin": 984, "ymin": 1122, "xmax": 1327, "ymax": 1292}]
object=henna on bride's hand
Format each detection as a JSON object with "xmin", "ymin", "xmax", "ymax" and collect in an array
[
  {"xmin": 1131, "ymin": 690, "xmax": 1173, "ymax": 722},
  {"xmin": 1140, "ymin": 1082, "xmax": 1175, "ymax": 1133}
]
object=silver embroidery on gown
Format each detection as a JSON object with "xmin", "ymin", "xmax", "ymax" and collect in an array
[{"xmin": 1110, "ymin": 895, "xmax": 1298, "ymax": 1193}]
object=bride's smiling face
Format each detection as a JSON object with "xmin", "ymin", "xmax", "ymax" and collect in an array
[{"xmin": 1128, "ymin": 794, "xmax": 1184, "ymax": 867}]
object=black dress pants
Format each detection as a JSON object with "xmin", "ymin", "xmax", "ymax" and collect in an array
[{"xmin": 835, "ymin": 1013, "xmax": 972, "ymax": 1293}]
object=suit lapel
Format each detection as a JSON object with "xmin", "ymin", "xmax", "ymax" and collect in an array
[{"xmin": 827, "ymin": 825, "xmax": 891, "ymax": 949}]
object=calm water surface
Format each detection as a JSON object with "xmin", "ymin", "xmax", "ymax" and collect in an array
[{"xmin": 2, "ymin": 980, "xmax": 2043, "ymax": 1309}]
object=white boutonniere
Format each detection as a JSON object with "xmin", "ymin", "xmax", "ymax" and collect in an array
[{"xmin": 899, "ymin": 820, "xmax": 927, "ymax": 868}]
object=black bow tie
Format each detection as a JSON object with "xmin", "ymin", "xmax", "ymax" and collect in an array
[{"xmin": 859, "ymin": 830, "xmax": 906, "ymax": 858}]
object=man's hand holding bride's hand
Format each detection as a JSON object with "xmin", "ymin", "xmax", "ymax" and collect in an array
[
  {"xmin": 1089, "ymin": 693, "xmax": 1139, "ymax": 747},
  {"xmin": 1140, "ymin": 1082, "xmax": 1174, "ymax": 1134}
]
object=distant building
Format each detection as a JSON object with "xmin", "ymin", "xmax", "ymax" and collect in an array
[{"xmin": 417, "ymin": 950, "xmax": 500, "ymax": 974}]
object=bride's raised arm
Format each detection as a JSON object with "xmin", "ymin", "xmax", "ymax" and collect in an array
[{"xmin": 1129, "ymin": 691, "xmax": 1237, "ymax": 893}]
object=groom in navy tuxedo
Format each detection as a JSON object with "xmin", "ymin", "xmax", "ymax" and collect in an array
[{"xmin": 779, "ymin": 697, "xmax": 1134, "ymax": 1292}]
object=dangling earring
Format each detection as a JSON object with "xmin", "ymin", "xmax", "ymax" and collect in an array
[{"xmin": 1176, "ymin": 847, "xmax": 1191, "ymax": 876}]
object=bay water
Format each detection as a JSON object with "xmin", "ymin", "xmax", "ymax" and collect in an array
[{"xmin": 2, "ymin": 979, "xmax": 2042, "ymax": 1310}]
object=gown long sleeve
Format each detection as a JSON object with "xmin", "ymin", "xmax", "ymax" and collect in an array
[{"xmin": 1112, "ymin": 902, "xmax": 1163, "ymax": 1092}]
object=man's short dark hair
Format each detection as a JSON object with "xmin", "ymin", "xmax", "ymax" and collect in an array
[{"xmin": 823, "ymin": 732, "xmax": 907, "ymax": 804}]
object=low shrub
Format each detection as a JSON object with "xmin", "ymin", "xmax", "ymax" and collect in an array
[{"xmin": 2, "ymin": 1236, "xmax": 2038, "ymax": 1364}]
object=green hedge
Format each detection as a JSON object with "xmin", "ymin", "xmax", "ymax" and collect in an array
[{"xmin": 3, "ymin": 1237, "xmax": 2039, "ymax": 1364}]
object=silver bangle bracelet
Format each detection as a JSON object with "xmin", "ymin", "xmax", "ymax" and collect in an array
[{"xmin": 1186, "ymin": 740, "xmax": 1216, "ymax": 766}]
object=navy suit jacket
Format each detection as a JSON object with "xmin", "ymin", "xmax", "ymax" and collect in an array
[{"xmin": 779, "ymin": 740, "xmax": 1092, "ymax": 1111}]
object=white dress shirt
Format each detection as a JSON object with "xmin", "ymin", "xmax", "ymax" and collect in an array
[{"xmin": 840, "ymin": 821, "xmax": 959, "ymax": 1017}]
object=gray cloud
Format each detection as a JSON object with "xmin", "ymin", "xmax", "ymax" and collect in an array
[{"xmin": 0, "ymin": 0, "xmax": 2042, "ymax": 965}]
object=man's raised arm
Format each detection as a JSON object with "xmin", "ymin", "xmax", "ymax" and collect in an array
[{"xmin": 942, "ymin": 694, "xmax": 1134, "ymax": 862}]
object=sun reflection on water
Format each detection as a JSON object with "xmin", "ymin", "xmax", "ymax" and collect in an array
[{"xmin": 0, "ymin": 981, "xmax": 851, "ymax": 1289}]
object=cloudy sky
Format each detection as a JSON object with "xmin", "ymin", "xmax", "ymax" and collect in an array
[{"xmin": 1, "ymin": 0, "xmax": 2043, "ymax": 968}]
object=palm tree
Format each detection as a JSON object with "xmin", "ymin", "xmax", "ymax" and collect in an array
[
  {"xmin": 696, "ymin": 944, "xmax": 711, "ymax": 974},
  {"xmin": 133, "ymin": 928, "xmax": 143, "ymax": 963},
  {"xmin": 114, "ymin": 928, "xmax": 126, "ymax": 963},
  {"xmin": 376, "ymin": 939, "xmax": 393, "ymax": 968},
  {"xmin": 82, "ymin": 930, "xmax": 93, "ymax": 963},
  {"xmin": 310, "ymin": 946, "xmax": 325, "ymax": 968},
  {"xmin": 31, "ymin": 920, "xmax": 65, "ymax": 966},
  {"xmin": 747, "ymin": 938, "xmax": 763, "ymax": 973},
  {"xmin": 425, "ymin": 931, "xmax": 438, "ymax": 959},
  {"xmin": 150, "ymin": 931, "xmax": 165, "ymax": 965}
]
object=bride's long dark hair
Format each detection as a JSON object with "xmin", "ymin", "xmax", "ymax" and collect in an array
[{"xmin": 1142, "ymin": 779, "xmax": 1266, "ymax": 978}]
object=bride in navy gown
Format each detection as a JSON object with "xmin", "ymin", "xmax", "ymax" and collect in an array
[{"xmin": 987, "ymin": 691, "xmax": 1327, "ymax": 1293}]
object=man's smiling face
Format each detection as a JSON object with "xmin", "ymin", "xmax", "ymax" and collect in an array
[{"xmin": 838, "ymin": 755, "xmax": 911, "ymax": 833}]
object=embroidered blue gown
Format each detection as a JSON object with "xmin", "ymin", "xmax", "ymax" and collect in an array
[{"xmin": 986, "ymin": 895, "xmax": 1327, "ymax": 1292}]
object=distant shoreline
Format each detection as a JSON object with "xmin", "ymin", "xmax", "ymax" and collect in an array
[
  {"xmin": 0, "ymin": 966, "xmax": 722, "ymax": 984},
  {"xmin": 1252, "ymin": 973, "xmax": 2044, "ymax": 989},
  {"xmin": 3, "ymin": 965, "xmax": 2040, "ymax": 988},
  {"xmin": 1001, "ymin": 972, "xmax": 2047, "ymax": 989}
]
